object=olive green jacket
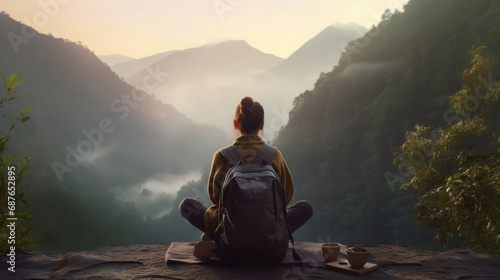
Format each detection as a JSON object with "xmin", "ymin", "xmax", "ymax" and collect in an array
[{"xmin": 204, "ymin": 135, "xmax": 294, "ymax": 236}]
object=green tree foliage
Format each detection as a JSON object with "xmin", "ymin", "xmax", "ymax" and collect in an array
[
  {"xmin": 394, "ymin": 46, "xmax": 500, "ymax": 255},
  {"xmin": 0, "ymin": 74, "xmax": 35, "ymax": 254}
]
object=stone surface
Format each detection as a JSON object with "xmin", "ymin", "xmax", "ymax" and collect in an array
[{"xmin": 1, "ymin": 243, "xmax": 500, "ymax": 279}]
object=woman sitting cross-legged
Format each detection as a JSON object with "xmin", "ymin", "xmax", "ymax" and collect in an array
[{"xmin": 179, "ymin": 96, "xmax": 313, "ymax": 261}]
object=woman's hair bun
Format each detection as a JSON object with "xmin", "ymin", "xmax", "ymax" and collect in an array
[
  {"xmin": 234, "ymin": 96, "xmax": 264, "ymax": 134},
  {"xmin": 240, "ymin": 96, "xmax": 254, "ymax": 116}
]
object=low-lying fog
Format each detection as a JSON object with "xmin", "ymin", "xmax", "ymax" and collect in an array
[{"xmin": 113, "ymin": 171, "xmax": 203, "ymax": 219}]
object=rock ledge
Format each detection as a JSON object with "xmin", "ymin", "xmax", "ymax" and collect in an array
[{"xmin": 1, "ymin": 244, "xmax": 500, "ymax": 279}]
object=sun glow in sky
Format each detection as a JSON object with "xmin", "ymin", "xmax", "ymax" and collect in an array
[{"xmin": 3, "ymin": 0, "xmax": 409, "ymax": 59}]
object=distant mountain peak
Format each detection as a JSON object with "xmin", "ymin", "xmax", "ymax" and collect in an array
[
  {"xmin": 331, "ymin": 22, "xmax": 366, "ymax": 30},
  {"xmin": 316, "ymin": 23, "xmax": 367, "ymax": 39},
  {"xmin": 202, "ymin": 38, "xmax": 239, "ymax": 47},
  {"xmin": 269, "ymin": 22, "xmax": 366, "ymax": 77}
]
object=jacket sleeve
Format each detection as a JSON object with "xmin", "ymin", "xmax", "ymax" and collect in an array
[
  {"xmin": 204, "ymin": 150, "xmax": 227, "ymax": 235},
  {"xmin": 272, "ymin": 149, "xmax": 294, "ymax": 205},
  {"xmin": 207, "ymin": 150, "xmax": 227, "ymax": 205}
]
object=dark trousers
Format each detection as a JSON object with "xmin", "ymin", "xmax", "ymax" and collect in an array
[{"xmin": 179, "ymin": 198, "xmax": 313, "ymax": 235}]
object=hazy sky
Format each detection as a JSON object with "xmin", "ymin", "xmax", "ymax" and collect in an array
[{"xmin": 3, "ymin": 0, "xmax": 409, "ymax": 58}]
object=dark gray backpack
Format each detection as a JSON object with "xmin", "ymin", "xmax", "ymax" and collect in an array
[{"xmin": 213, "ymin": 144, "xmax": 300, "ymax": 263}]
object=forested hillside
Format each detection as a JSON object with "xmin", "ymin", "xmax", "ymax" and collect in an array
[{"xmin": 273, "ymin": 0, "xmax": 500, "ymax": 246}]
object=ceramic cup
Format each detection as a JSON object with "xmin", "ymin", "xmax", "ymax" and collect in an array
[
  {"xmin": 346, "ymin": 247, "xmax": 369, "ymax": 268},
  {"xmin": 321, "ymin": 243, "xmax": 341, "ymax": 262}
]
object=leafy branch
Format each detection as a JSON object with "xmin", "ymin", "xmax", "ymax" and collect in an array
[{"xmin": 0, "ymin": 74, "xmax": 36, "ymax": 255}]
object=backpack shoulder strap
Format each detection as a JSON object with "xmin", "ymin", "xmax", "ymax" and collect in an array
[
  {"xmin": 220, "ymin": 145, "xmax": 242, "ymax": 167},
  {"xmin": 254, "ymin": 143, "xmax": 277, "ymax": 165}
]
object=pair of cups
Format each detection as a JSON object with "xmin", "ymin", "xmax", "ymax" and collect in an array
[{"xmin": 321, "ymin": 243, "xmax": 369, "ymax": 268}]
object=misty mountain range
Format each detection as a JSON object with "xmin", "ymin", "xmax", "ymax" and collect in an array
[
  {"xmin": 109, "ymin": 50, "xmax": 180, "ymax": 80},
  {"xmin": 0, "ymin": 12, "xmax": 227, "ymax": 251},
  {"xmin": 99, "ymin": 23, "xmax": 366, "ymax": 138},
  {"xmin": 0, "ymin": 12, "xmax": 367, "ymax": 251}
]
